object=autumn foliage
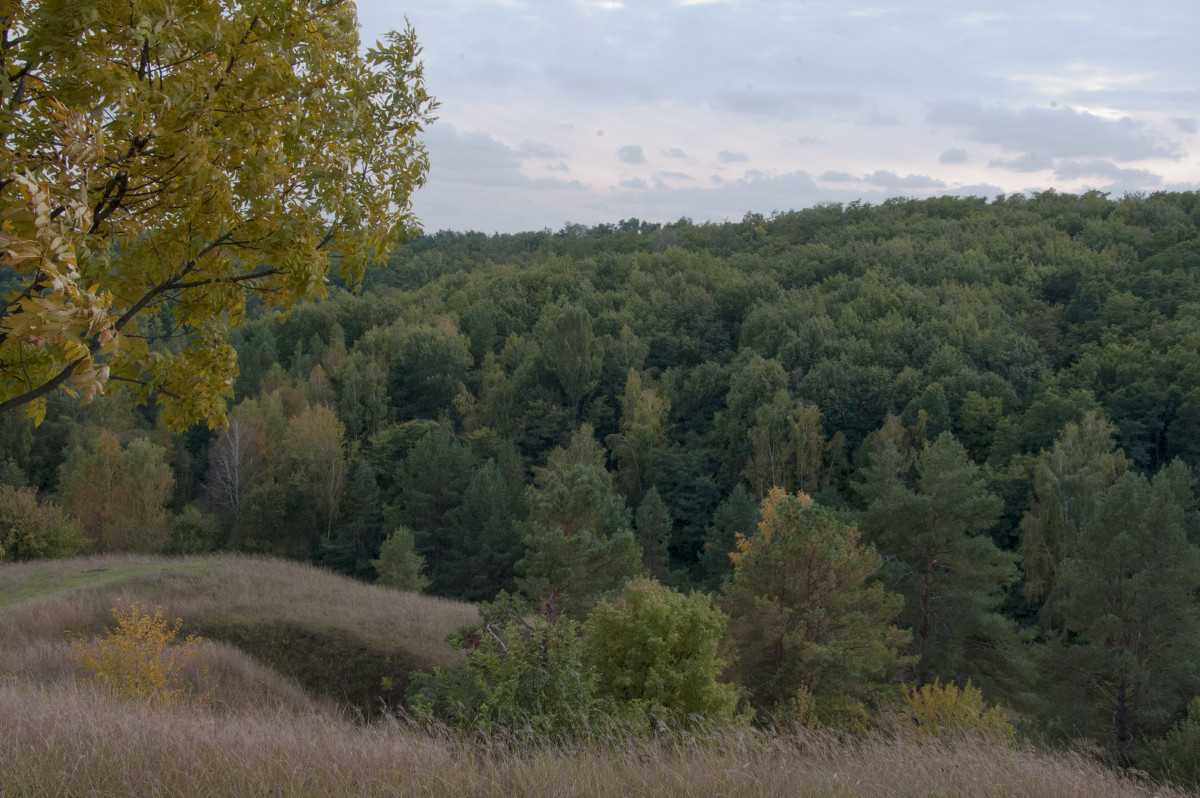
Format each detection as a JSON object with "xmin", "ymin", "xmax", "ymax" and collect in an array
[{"xmin": 69, "ymin": 599, "xmax": 204, "ymax": 708}]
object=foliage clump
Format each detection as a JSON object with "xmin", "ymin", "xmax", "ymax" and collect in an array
[
  {"xmin": 68, "ymin": 600, "xmax": 205, "ymax": 708},
  {"xmin": 0, "ymin": 485, "xmax": 87, "ymax": 561},
  {"xmin": 407, "ymin": 615, "xmax": 606, "ymax": 743},
  {"xmin": 900, "ymin": 680, "xmax": 1015, "ymax": 743},
  {"xmin": 583, "ymin": 577, "xmax": 740, "ymax": 727},
  {"xmin": 1148, "ymin": 697, "xmax": 1200, "ymax": 790}
]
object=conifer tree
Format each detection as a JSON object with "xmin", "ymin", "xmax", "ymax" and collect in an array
[
  {"xmin": 722, "ymin": 488, "xmax": 909, "ymax": 727},
  {"xmin": 853, "ymin": 431, "xmax": 1021, "ymax": 690}
]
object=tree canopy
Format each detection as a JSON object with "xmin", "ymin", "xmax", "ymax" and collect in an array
[{"xmin": 0, "ymin": 0, "xmax": 435, "ymax": 427}]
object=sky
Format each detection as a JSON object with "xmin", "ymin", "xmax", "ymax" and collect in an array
[{"xmin": 355, "ymin": 0, "xmax": 1200, "ymax": 235}]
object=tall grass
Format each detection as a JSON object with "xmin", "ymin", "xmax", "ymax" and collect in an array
[
  {"xmin": 2, "ymin": 555, "xmax": 1187, "ymax": 796},
  {"xmin": 0, "ymin": 679, "xmax": 1183, "ymax": 798},
  {"xmin": 0, "ymin": 554, "xmax": 476, "ymax": 673}
]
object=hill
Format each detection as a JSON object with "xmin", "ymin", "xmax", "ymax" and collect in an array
[{"xmin": 0, "ymin": 553, "xmax": 478, "ymax": 714}]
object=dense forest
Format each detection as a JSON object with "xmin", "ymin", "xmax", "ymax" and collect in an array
[{"xmin": 5, "ymin": 189, "xmax": 1200, "ymax": 775}]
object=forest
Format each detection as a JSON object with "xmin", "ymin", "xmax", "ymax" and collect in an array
[{"xmin": 5, "ymin": 189, "xmax": 1200, "ymax": 782}]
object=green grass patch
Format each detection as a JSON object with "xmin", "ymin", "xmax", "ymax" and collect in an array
[{"xmin": 0, "ymin": 558, "xmax": 209, "ymax": 610}]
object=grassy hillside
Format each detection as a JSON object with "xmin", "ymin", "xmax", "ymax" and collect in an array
[
  {"xmin": 1, "ymin": 554, "xmax": 1188, "ymax": 797},
  {"xmin": 0, "ymin": 554, "xmax": 478, "ymax": 714}
]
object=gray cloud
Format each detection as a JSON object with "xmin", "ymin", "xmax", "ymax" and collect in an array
[
  {"xmin": 518, "ymin": 139, "xmax": 567, "ymax": 158},
  {"xmin": 820, "ymin": 170, "xmax": 856, "ymax": 182},
  {"xmin": 1054, "ymin": 160, "xmax": 1162, "ymax": 184},
  {"xmin": 858, "ymin": 110, "xmax": 901, "ymax": 127},
  {"xmin": 795, "ymin": 136, "xmax": 822, "ymax": 145},
  {"xmin": 662, "ymin": 148, "xmax": 688, "ymax": 158},
  {"xmin": 422, "ymin": 124, "xmax": 523, "ymax": 185},
  {"xmin": 620, "ymin": 178, "xmax": 648, "ymax": 190},
  {"xmin": 927, "ymin": 101, "xmax": 1183, "ymax": 161},
  {"xmin": 945, "ymin": 183, "xmax": 1005, "ymax": 199},
  {"xmin": 719, "ymin": 150, "xmax": 749, "ymax": 163},
  {"xmin": 866, "ymin": 171, "xmax": 946, "ymax": 190},
  {"xmin": 617, "ymin": 144, "xmax": 647, "ymax": 164},
  {"xmin": 1173, "ymin": 117, "xmax": 1198, "ymax": 135},
  {"xmin": 988, "ymin": 153, "xmax": 1049, "ymax": 173},
  {"xmin": 939, "ymin": 148, "xmax": 968, "ymax": 164},
  {"xmin": 655, "ymin": 171, "xmax": 693, "ymax": 181}
]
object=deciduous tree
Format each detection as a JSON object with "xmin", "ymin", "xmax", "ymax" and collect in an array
[{"xmin": 0, "ymin": 0, "xmax": 434, "ymax": 427}]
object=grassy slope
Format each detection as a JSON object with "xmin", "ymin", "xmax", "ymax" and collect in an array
[
  {"xmin": 0, "ymin": 553, "xmax": 478, "ymax": 713},
  {"xmin": 0, "ymin": 555, "xmax": 1187, "ymax": 797}
]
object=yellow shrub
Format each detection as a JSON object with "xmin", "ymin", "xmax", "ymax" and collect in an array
[
  {"xmin": 901, "ymin": 680, "xmax": 1014, "ymax": 743},
  {"xmin": 69, "ymin": 599, "xmax": 204, "ymax": 708}
]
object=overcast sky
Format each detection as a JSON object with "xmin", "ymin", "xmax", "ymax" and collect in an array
[{"xmin": 355, "ymin": 0, "xmax": 1199, "ymax": 234}]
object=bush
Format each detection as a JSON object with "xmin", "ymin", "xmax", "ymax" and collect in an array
[
  {"xmin": 407, "ymin": 616, "xmax": 607, "ymax": 743},
  {"xmin": 68, "ymin": 600, "xmax": 205, "ymax": 708},
  {"xmin": 0, "ymin": 485, "xmax": 87, "ymax": 561},
  {"xmin": 1148, "ymin": 697, "xmax": 1200, "ymax": 790},
  {"xmin": 170, "ymin": 504, "xmax": 222, "ymax": 554},
  {"xmin": 900, "ymin": 680, "xmax": 1014, "ymax": 742},
  {"xmin": 582, "ymin": 577, "xmax": 740, "ymax": 728}
]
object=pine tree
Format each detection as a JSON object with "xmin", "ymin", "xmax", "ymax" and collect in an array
[
  {"xmin": 853, "ymin": 432, "xmax": 1022, "ymax": 691},
  {"xmin": 722, "ymin": 487, "xmax": 909, "ymax": 727},
  {"xmin": 1050, "ymin": 461, "xmax": 1200, "ymax": 759},
  {"xmin": 516, "ymin": 426, "xmax": 642, "ymax": 620}
]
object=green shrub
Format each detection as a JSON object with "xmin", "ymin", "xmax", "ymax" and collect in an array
[
  {"xmin": 0, "ymin": 485, "xmax": 87, "ymax": 561},
  {"xmin": 407, "ymin": 616, "xmax": 607, "ymax": 743},
  {"xmin": 582, "ymin": 577, "xmax": 740, "ymax": 728},
  {"xmin": 1148, "ymin": 697, "xmax": 1200, "ymax": 790},
  {"xmin": 170, "ymin": 505, "xmax": 222, "ymax": 554}
]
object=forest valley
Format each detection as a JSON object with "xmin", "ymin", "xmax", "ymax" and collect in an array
[{"xmin": 5, "ymin": 190, "xmax": 1200, "ymax": 783}]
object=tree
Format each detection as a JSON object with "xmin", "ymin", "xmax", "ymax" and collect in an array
[
  {"xmin": 1050, "ymin": 461, "xmax": 1200, "ymax": 760},
  {"xmin": 281, "ymin": 404, "xmax": 348, "ymax": 545},
  {"xmin": 853, "ymin": 432, "xmax": 1020, "ymax": 690},
  {"xmin": 0, "ymin": 0, "xmax": 435, "ymax": 427},
  {"xmin": 721, "ymin": 487, "xmax": 909, "ymax": 727},
  {"xmin": 516, "ymin": 426, "xmax": 643, "ymax": 620},
  {"xmin": 204, "ymin": 410, "xmax": 262, "ymax": 544},
  {"xmin": 58, "ymin": 431, "xmax": 174, "ymax": 551},
  {"xmin": 372, "ymin": 525, "xmax": 429, "ymax": 593},
  {"xmin": 700, "ymin": 483, "xmax": 759, "ymax": 590},
  {"xmin": 635, "ymin": 488, "xmax": 672, "ymax": 579},
  {"xmin": 535, "ymin": 301, "xmax": 601, "ymax": 417},
  {"xmin": 607, "ymin": 368, "xmax": 670, "ymax": 494},
  {"xmin": 1020, "ymin": 412, "xmax": 1128, "ymax": 631},
  {"xmin": 439, "ymin": 459, "xmax": 524, "ymax": 602}
]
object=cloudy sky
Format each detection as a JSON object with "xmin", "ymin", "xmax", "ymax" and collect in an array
[{"xmin": 355, "ymin": 0, "xmax": 1199, "ymax": 234}]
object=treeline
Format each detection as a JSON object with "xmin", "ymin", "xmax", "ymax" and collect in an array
[{"xmin": 4, "ymin": 190, "xmax": 1200, "ymax": 772}]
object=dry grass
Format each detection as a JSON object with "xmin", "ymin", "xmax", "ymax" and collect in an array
[
  {"xmin": 1, "ymin": 555, "xmax": 1188, "ymax": 796},
  {"xmin": 0, "ymin": 679, "xmax": 1185, "ymax": 798},
  {"xmin": 0, "ymin": 553, "xmax": 477, "ymax": 659},
  {"xmin": 0, "ymin": 554, "xmax": 477, "ymax": 715}
]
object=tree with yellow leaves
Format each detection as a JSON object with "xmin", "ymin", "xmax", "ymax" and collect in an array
[{"xmin": 0, "ymin": 0, "xmax": 435, "ymax": 427}]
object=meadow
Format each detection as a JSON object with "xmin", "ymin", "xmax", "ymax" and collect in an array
[{"xmin": 0, "ymin": 554, "xmax": 1189, "ymax": 797}]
